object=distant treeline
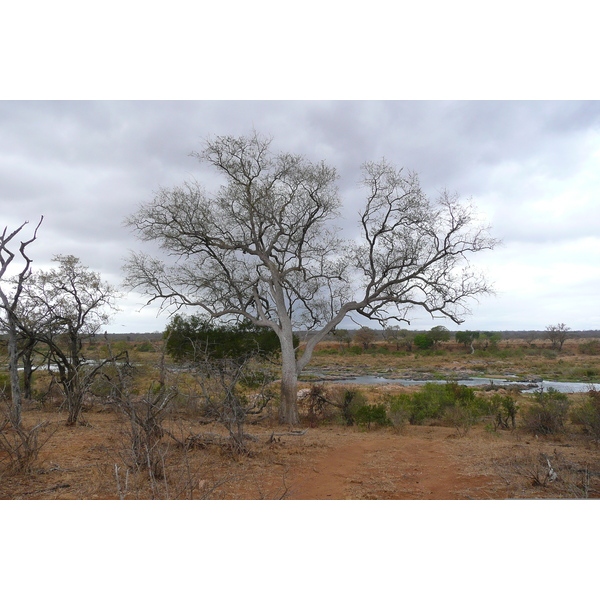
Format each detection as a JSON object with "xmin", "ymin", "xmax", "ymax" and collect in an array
[
  {"xmin": 303, "ymin": 329, "xmax": 600, "ymax": 341},
  {"xmin": 69, "ymin": 329, "xmax": 600, "ymax": 344}
]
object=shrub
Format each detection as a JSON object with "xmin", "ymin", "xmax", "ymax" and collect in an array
[
  {"xmin": 444, "ymin": 405, "xmax": 476, "ymax": 437},
  {"xmin": 413, "ymin": 334, "xmax": 434, "ymax": 350},
  {"xmin": 579, "ymin": 340, "xmax": 600, "ymax": 356},
  {"xmin": 347, "ymin": 345, "xmax": 363, "ymax": 355},
  {"xmin": 385, "ymin": 383, "xmax": 491, "ymax": 430},
  {"xmin": 326, "ymin": 387, "xmax": 368, "ymax": 426},
  {"xmin": 136, "ymin": 341, "xmax": 155, "ymax": 352},
  {"xmin": 522, "ymin": 387, "xmax": 570, "ymax": 435},
  {"xmin": 408, "ymin": 383, "xmax": 447, "ymax": 424},
  {"xmin": 485, "ymin": 393, "xmax": 519, "ymax": 430},
  {"xmin": 0, "ymin": 410, "xmax": 55, "ymax": 474},
  {"xmin": 316, "ymin": 347, "xmax": 340, "ymax": 356},
  {"xmin": 354, "ymin": 404, "xmax": 390, "ymax": 429},
  {"xmin": 571, "ymin": 389, "xmax": 600, "ymax": 442},
  {"xmin": 303, "ymin": 384, "xmax": 336, "ymax": 426},
  {"xmin": 386, "ymin": 395, "xmax": 411, "ymax": 433}
]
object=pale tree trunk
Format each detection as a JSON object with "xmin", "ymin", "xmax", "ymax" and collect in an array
[
  {"xmin": 276, "ymin": 310, "xmax": 349, "ymax": 426},
  {"xmin": 278, "ymin": 329, "xmax": 300, "ymax": 426}
]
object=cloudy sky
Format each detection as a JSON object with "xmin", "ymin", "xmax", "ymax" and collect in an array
[{"xmin": 1, "ymin": 100, "xmax": 600, "ymax": 333}]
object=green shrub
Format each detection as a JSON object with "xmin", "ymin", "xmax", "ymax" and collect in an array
[
  {"xmin": 316, "ymin": 347, "xmax": 340, "ymax": 355},
  {"xmin": 385, "ymin": 383, "xmax": 491, "ymax": 430},
  {"xmin": 413, "ymin": 334, "xmax": 434, "ymax": 350},
  {"xmin": 136, "ymin": 341, "xmax": 155, "ymax": 352},
  {"xmin": 347, "ymin": 345, "xmax": 363, "ymax": 355},
  {"xmin": 408, "ymin": 383, "xmax": 447, "ymax": 423},
  {"xmin": 522, "ymin": 387, "xmax": 570, "ymax": 435},
  {"xmin": 354, "ymin": 404, "xmax": 390, "ymax": 429}
]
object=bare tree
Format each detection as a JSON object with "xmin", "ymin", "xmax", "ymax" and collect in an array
[
  {"xmin": 353, "ymin": 326, "xmax": 377, "ymax": 350},
  {"xmin": 545, "ymin": 323, "xmax": 570, "ymax": 351},
  {"xmin": 0, "ymin": 218, "xmax": 43, "ymax": 426},
  {"xmin": 382, "ymin": 325, "xmax": 403, "ymax": 350},
  {"xmin": 22, "ymin": 255, "xmax": 120, "ymax": 425},
  {"xmin": 125, "ymin": 133, "xmax": 497, "ymax": 425},
  {"xmin": 330, "ymin": 328, "xmax": 352, "ymax": 349}
]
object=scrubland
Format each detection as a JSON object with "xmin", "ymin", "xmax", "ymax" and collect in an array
[{"xmin": 2, "ymin": 336, "xmax": 600, "ymax": 499}]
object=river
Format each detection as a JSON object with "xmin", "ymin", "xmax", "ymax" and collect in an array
[{"xmin": 305, "ymin": 375, "xmax": 598, "ymax": 394}]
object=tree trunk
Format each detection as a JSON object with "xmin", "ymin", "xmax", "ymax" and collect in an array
[
  {"xmin": 22, "ymin": 346, "xmax": 34, "ymax": 401},
  {"xmin": 278, "ymin": 332, "xmax": 300, "ymax": 426},
  {"xmin": 6, "ymin": 317, "xmax": 23, "ymax": 427},
  {"xmin": 63, "ymin": 368, "xmax": 84, "ymax": 426},
  {"xmin": 65, "ymin": 383, "xmax": 84, "ymax": 426},
  {"xmin": 279, "ymin": 368, "xmax": 300, "ymax": 426}
]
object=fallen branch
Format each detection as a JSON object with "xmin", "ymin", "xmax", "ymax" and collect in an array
[
  {"xmin": 268, "ymin": 429, "xmax": 308, "ymax": 444},
  {"xmin": 19, "ymin": 483, "xmax": 71, "ymax": 497},
  {"xmin": 270, "ymin": 429, "xmax": 309, "ymax": 437},
  {"xmin": 183, "ymin": 431, "xmax": 260, "ymax": 450}
]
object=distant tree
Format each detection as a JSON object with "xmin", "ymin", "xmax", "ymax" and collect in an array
[
  {"xmin": 480, "ymin": 331, "xmax": 502, "ymax": 350},
  {"xmin": 331, "ymin": 328, "xmax": 352, "ymax": 349},
  {"xmin": 429, "ymin": 325, "xmax": 450, "ymax": 346},
  {"xmin": 455, "ymin": 330, "xmax": 479, "ymax": 353},
  {"xmin": 545, "ymin": 323, "xmax": 570, "ymax": 351},
  {"xmin": 382, "ymin": 325, "xmax": 403, "ymax": 350},
  {"xmin": 0, "ymin": 218, "xmax": 43, "ymax": 426},
  {"xmin": 413, "ymin": 333, "xmax": 434, "ymax": 350},
  {"xmin": 523, "ymin": 331, "xmax": 538, "ymax": 347},
  {"xmin": 354, "ymin": 326, "xmax": 377, "ymax": 350},
  {"xmin": 124, "ymin": 133, "xmax": 497, "ymax": 425},
  {"xmin": 381, "ymin": 326, "xmax": 416, "ymax": 351},
  {"xmin": 399, "ymin": 329, "xmax": 416, "ymax": 352}
]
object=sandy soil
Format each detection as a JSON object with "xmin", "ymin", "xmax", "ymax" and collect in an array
[
  {"xmin": 2, "ymin": 407, "xmax": 598, "ymax": 500},
  {"xmin": 289, "ymin": 429, "xmax": 498, "ymax": 499}
]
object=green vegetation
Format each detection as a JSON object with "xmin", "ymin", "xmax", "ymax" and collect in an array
[
  {"xmin": 164, "ymin": 315, "xmax": 284, "ymax": 362},
  {"xmin": 385, "ymin": 382, "xmax": 490, "ymax": 426}
]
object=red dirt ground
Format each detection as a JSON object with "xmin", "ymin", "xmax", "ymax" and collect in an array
[{"xmin": 2, "ymin": 409, "xmax": 598, "ymax": 500}]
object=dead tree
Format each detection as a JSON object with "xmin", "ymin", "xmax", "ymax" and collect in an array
[{"xmin": 0, "ymin": 218, "xmax": 43, "ymax": 426}]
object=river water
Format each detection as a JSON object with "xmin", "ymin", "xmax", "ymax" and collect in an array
[{"xmin": 306, "ymin": 375, "xmax": 598, "ymax": 394}]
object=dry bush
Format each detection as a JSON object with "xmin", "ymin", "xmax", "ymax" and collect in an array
[
  {"xmin": 495, "ymin": 449, "xmax": 600, "ymax": 498},
  {"xmin": 443, "ymin": 405, "xmax": 475, "ymax": 437},
  {"xmin": 189, "ymin": 355, "xmax": 276, "ymax": 455},
  {"xmin": 298, "ymin": 384, "xmax": 338, "ymax": 426},
  {"xmin": 386, "ymin": 396, "xmax": 410, "ymax": 433},
  {"xmin": 571, "ymin": 389, "xmax": 600, "ymax": 443},
  {"xmin": 522, "ymin": 388, "xmax": 570, "ymax": 435},
  {"xmin": 0, "ymin": 410, "xmax": 56, "ymax": 474}
]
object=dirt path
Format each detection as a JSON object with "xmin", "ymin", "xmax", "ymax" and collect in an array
[{"xmin": 289, "ymin": 432, "xmax": 498, "ymax": 500}]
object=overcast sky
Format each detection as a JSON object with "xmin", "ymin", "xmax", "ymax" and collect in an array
[{"xmin": 2, "ymin": 100, "xmax": 600, "ymax": 333}]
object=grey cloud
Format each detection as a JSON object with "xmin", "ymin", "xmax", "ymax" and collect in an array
[{"xmin": 2, "ymin": 100, "xmax": 599, "ymax": 331}]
